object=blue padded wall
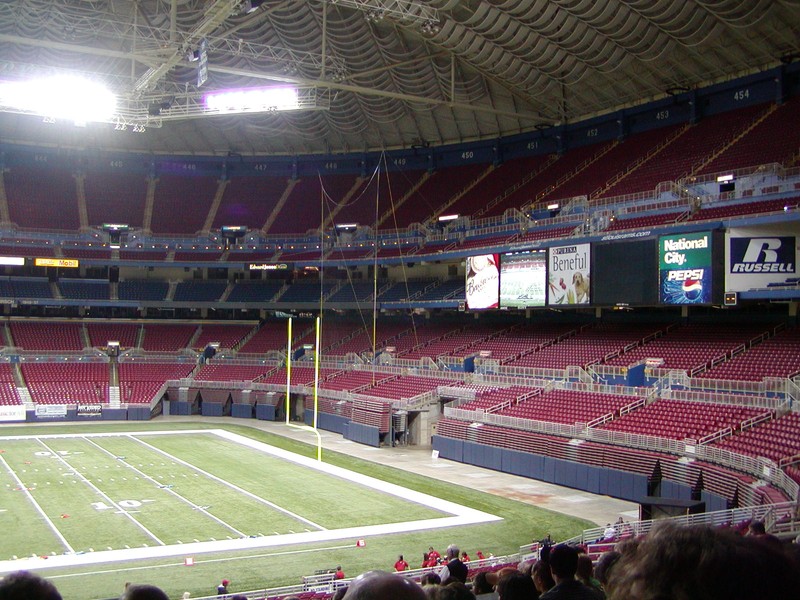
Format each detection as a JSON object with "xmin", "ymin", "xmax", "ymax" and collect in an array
[{"xmin": 255, "ymin": 404, "xmax": 276, "ymax": 421}]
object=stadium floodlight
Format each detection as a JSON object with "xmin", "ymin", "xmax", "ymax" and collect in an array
[
  {"xmin": 438, "ymin": 214, "xmax": 459, "ymax": 222},
  {"xmin": 205, "ymin": 86, "xmax": 300, "ymax": 114},
  {"xmin": 716, "ymin": 174, "xmax": 734, "ymax": 183},
  {"xmin": 0, "ymin": 75, "xmax": 116, "ymax": 124}
]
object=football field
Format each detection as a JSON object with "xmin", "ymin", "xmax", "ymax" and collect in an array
[
  {"xmin": 0, "ymin": 430, "xmax": 500, "ymax": 567},
  {"xmin": 0, "ymin": 424, "xmax": 594, "ymax": 599}
]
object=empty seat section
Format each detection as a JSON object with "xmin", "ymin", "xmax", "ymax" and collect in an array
[
  {"xmin": 6, "ymin": 278, "xmax": 53, "ymax": 300},
  {"xmin": 140, "ymin": 324, "xmax": 197, "ymax": 351},
  {"xmin": 603, "ymin": 103, "xmax": 766, "ymax": 198},
  {"xmin": 0, "ymin": 364, "xmax": 21, "ymax": 405},
  {"xmin": 699, "ymin": 327, "xmax": 800, "ymax": 381},
  {"xmin": 497, "ymin": 389, "xmax": 633, "ymax": 425},
  {"xmin": 237, "ymin": 321, "xmax": 297, "ymax": 354},
  {"xmin": 150, "ymin": 173, "xmax": 218, "ymax": 235},
  {"xmin": 337, "ymin": 168, "xmax": 425, "ymax": 225},
  {"xmin": 10, "ymin": 321, "xmax": 84, "ymax": 351},
  {"xmin": 214, "ymin": 174, "xmax": 289, "ymax": 231},
  {"xmin": 711, "ymin": 411, "xmax": 800, "ymax": 464},
  {"xmin": 193, "ymin": 324, "xmax": 254, "ymax": 351},
  {"xmin": 598, "ymin": 398, "xmax": 769, "ymax": 440},
  {"xmin": 392, "ymin": 165, "xmax": 478, "ymax": 226},
  {"xmin": 226, "ymin": 280, "xmax": 286, "ymax": 302},
  {"xmin": 118, "ymin": 280, "xmax": 169, "ymax": 301},
  {"xmin": 58, "ymin": 279, "xmax": 110, "ymax": 300},
  {"xmin": 194, "ymin": 363, "xmax": 273, "ymax": 382},
  {"xmin": 86, "ymin": 323, "xmax": 139, "ymax": 349},
  {"xmin": 84, "ymin": 169, "xmax": 148, "ymax": 227},
  {"xmin": 4, "ymin": 164, "xmax": 80, "ymax": 229},
  {"xmin": 173, "ymin": 280, "xmax": 228, "ymax": 302},
  {"xmin": 698, "ymin": 96, "xmax": 800, "ymax": 174},
  {"xmin": 605, "ymin": 322, "xmax": 771, "ymax": 372},
  {"xmin": 118, "ymin": 361, "xmax": 195, "ymax": 403},
  {"xmin": 22, "ymin": 362, "xmax": 109, "ymax": 404},
  {"xmin": 268, "ymin": 173, "xmax": 358, "ymax": 234},
  {"xmin": 448, "ymin": 155, "xmax": 550, "ymax": 218}
]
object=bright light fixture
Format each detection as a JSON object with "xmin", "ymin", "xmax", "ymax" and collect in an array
[
  {"xmin": 204, "ymin": 86, "xmax": 300, "ymax": 114},
  {"xmin": 0, "ymin": 75, "xmax": 116, "ymax": 123}
]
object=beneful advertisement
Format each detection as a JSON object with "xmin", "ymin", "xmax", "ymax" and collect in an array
[
  {"xmin": 465, "ymin": 254, "xmax": 500, "ymax": 310},
  {"xmin": 548, "ymin": 243, "xmax": 590, "ymax": 305}
]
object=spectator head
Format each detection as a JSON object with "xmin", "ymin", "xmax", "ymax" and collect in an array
[
  {"xmin": 445, "ymin": 544, "xmax": 460, "ymax": 560},
  {"xmin": 594, "ymin": 550, "xmax": 621, "ymax": 587},
  {"xmin": 747, "ymin": 520, "xmax": 766, "ymax": 535},
  {"xmin": 439, "ymin": 581, "xmax": 475, "ymax": 600},
  {"xmin": 575, "ymin": 554, "xmax": 595, "ymax": 584},
  {"xmin": 496, "ymin": 572, "xmax": 536, "ymax": 600},
  {"xmin": 120, "ymin": 584, "xmax": 169, "ymax": 600},
  {"xmin": 471, "ymin": 572, "xmax": 493, "ymax": 596},
  {"xmin": 607, "ymin": 522, "xmax": 800, "ymax": 600},
  {"xmin": 548, "ymin": 545, "xmax": 579, "ymax": 582},
  {"xmin": 420, "ymin": 573, "xmax": 441, "ymax": 586},
  {"xmin": 531, "ymin": 560, "xmax": 555, "ymax": 593},
  {"xmin": 343, "ymin": 570, "xmax": 426, "ymax": 600},
  {"xmin": 0, "ymin": 571, "xmax": 62, "ymax": 600}
]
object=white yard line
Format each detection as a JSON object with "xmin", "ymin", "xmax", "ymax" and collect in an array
[
  {"xmin": 128, "ymin": 434, "xmax": 327, "ymax": 532},
  {"xmin": 81, "ymin": 436, "xmax": 247, "ymax": 539},
  {"xmin": 35, "ymin": 438, "xmax": 165, "ymax": 547},
  {"xmin": 0, "ymin": 430, "xmax": 501, "ymax": 574},
  {"xmin": 0, "ymin": 454, "xmax": 74, "ymax": 554}
]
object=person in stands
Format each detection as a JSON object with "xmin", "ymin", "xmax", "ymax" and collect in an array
[
  {"xmin": 606, "ymin": 522, "xmax": 800, "ymax": 600},
  {"xmin": 0, "ymin": 571, "xmax": 62, "ymax": 600},
  {"xmin": 121, "ymin": 584, "xmax": 169, "ymax": 600},
  {"xmin": 539, "ymin": 545, "xmax": 603, "ymax": 600},
  {"xmin": 395, "ymin": 555, "xmax": 410, "ymax": 572},
  {"xmin": 343, "ymin": 571, "xmax": 426, "ymax": 600},
  {"xmin": 438, "ymin": 544, "xmax": 468, "ymax": 585},
  {"xmin": 216, "ymin": 579, "xmax": 230, "ymax": 596}
]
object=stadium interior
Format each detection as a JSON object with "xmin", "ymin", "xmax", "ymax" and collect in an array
[{"xmin": 0, "ymin": 0, "xmax": 800, "ymax": 598}]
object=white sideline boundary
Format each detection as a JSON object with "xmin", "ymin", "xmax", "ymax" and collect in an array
[{"xmin": 0, "ymin": 429, "xmax": 502, "ymax": 574}]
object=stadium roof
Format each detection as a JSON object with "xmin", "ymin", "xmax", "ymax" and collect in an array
[{"xmin": 0, "ymin": 0, "xmax": 798, "ymax": 157}]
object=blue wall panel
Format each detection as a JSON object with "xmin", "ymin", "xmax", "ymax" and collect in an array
[
  {"xmin": 255, "ymin": 404, "xmax": 276, "ymax": 421},
  {"xmin": 344, "ymin": 422, "xmax": 380, "ymax": 447},
  {"xmin": 318, "ymin": 412, "xmax": 349, "ymax": 435},
  {"xmin": 201, "ymin": 402, "xmax": 224, "ymax": 417},
  {"xmin": 126, "ymin": 406, "xmax": 150, "ymax": 421},
  {"xmin": 231, "ymin": 403, "xmax": 254, "ymax": 419}
]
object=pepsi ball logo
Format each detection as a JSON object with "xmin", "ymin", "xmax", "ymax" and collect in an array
[{"xmin": 682, "ymin": 278, "xmax": 703, "ymax": 301}]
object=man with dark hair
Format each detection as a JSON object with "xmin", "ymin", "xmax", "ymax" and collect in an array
[
  {"xmin": 0, "ymin": 571, "xmax": 62, "ymax": 600},
  {"xmin": 343, "ymin": 570, "xmax": 426, "ymax": 600},
  {"xmin": 539, "ymin": 544, "xmax": 603, "ymax": 600}
]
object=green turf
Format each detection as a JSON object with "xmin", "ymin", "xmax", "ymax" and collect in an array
[{"xmin": 0, "ymin": 421, "xmax": 594, "ymax": 599}]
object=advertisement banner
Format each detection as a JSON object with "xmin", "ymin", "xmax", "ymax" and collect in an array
[
  {"xmin": 726, "ymin": 226, "xmax": 798, "ymax": 292},
  {"xmin": 659, "ymin": 232, "xmax": 713, "ymax": 304},
  {"xmin": 465, "ymin": 254, "xmax": 500, "ymax": 310},
  {"xmin": 35, "ymin": 405, "xmax": 67, "ymax": 418},
  {"xmin": 0, "ymin": 405, "xmax": 26, "ymax": 422},
  {"xmin": 500, "ymin": 249, "xmax": 547, "ymax": 308},
  {"xmin": 77, "ymin": 404, "xmax": 102, "ymax": 417},
  {"xmin": 548, "ymin": 243, "xmax": 591, "ymax": 305}
]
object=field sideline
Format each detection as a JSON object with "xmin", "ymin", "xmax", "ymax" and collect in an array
[{"xmin": 0, "ymin": 421, "xmax": 598, "ymax": 599}]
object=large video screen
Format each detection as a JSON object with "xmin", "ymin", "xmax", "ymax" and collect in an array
[
  {"xmin": 465, "ymin": 253, "xmax": 500, "ymax": 310},
  {"xmin": 500, "ymin": 249, "xmax": 547, "ymax": 308},
  {"xmin": 548, "ymin": 243, "xmax": 591, "ymax": 305},
  {"xmin": 659, "ymin": 232, "xmax": 713, "ymax": 304},
  {"xmin": 593, "ymin": 239, "xmax": 658, "ymax": 306}
]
